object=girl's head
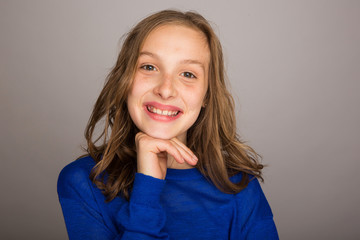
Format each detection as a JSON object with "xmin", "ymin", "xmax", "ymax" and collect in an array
[
  {"xmin": 127, "ymin": 22, "xmax": 210, "ymax": 143},
  {"xmin": 102, "ymin": 10, "xmax": 226, "ymax": 142},
  {"xmin": 86, "ymin": 10, "xmax": 262, "ymax": 201}
]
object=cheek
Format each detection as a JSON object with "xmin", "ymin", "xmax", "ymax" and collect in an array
[
  {"xmin": 128, "ymin": 77, "xmax": 151, "ymax": 102},
  {"xmin": 128, "ymin": 79, "xmax": 142, "ymax": 98},
  {"xmin": 182, "ymin": 97, "xmax": 205, "ymax": 123},
  {"xmin": 127, "ymin": 80, "xmax": 143, "ymax": 121},
  {"xmin": 126, "ymin": 95, "xmax": 137, "ymax": 123},
  {"xmin": 185, "ymin": 86, "xmax": 207, "ymax": 110}
]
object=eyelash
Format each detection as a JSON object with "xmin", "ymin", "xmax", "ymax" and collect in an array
[
  {"xmin": 140, "ymin": 64, "xmax": 197, "ymax": 79},
  {"xmin": 181, "ymin": 72, "xmax": 197, "ymax": 79},
  {"xmin": 140, "ymin": 64, "xmax": 157, "ymax": 71}
]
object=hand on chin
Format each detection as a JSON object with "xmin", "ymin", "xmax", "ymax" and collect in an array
[{"xmin": 135, "ymin": 132, "xmax": 197, "ymax": 179}]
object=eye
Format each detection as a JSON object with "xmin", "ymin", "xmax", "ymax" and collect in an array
[
  {"xmin": 140, "ymin": 64, "xmax": 157, "ymax": 71},
  {"xmin": 181, "ymin": 72, "xmax": 197, "ymax": 79}
]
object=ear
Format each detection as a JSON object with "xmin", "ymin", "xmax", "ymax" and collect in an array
[{"xmin": 202, "ymin": 93, "xmax": 209, "ymax": 108}]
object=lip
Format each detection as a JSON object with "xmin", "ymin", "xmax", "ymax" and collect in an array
[{"xmin": 143, "ymin": 101, "xmax": 183, "ymax": 122}]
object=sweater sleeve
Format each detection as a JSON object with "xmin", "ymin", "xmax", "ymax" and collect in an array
[
  {"xmin": 115, "ymin": 173, "xmax": 169, "ymax": 239},
  {"xmin": 230, "ymin": 177, "xmax": 279, "ymax": 240},
  {"xmin": 57, "ymin": 159, "xmax": 169, "ymax": 240}
]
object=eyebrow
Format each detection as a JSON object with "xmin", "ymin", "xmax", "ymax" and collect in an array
[{"xmin": 139, "ymin": 51, "xmax": 206, "ymax": 71}]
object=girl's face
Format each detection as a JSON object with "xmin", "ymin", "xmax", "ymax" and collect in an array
[{"xmin": 127, "ymin": 24, "xmax": 210, "ymax": 143}]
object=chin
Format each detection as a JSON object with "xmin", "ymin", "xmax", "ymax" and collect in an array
[{"xmin": 143, "ymin": 130, "xmax": 177, "ymax": 140}]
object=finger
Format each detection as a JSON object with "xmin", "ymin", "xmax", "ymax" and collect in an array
[
  {"xmin": 171, "ymin": 138, "xmax": 198, "ymax": 160},
  {"xmin": 136, "ymin": 132, "xmax": 184, "ymax": 164},
  {"xmin": 134, "ymin": 132, "xmax": 146, "ymax": 148},
  {"xmin": 153, "ymin": 140, "xmax": 185, "ymax": 164},
  {"xmin": 170, "ymin": 139, "xmax": 198, "ymax": 165}
]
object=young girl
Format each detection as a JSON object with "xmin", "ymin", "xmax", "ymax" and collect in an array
[{"xmin": 58, "ymin": 10, "xmax": 279, "ymax": 239}]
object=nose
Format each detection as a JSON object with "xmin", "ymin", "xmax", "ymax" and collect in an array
[{"xmin": 153, "ymin": 74, "xmax": 177, "ymax": 99}]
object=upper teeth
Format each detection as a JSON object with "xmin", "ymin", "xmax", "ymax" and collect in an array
[{"xmin": 147, "ymin": 106, "xmax": 179, "ymax": 116}]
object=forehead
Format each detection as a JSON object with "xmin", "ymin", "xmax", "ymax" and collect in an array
[{"xmin": 140, "ymin": 24, "xmax": 210, "ymax": 64}]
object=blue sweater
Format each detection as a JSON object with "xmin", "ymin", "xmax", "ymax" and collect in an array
[{"xmin": 57, "ymin": 156, "xmax": 278, "ymax": 239}]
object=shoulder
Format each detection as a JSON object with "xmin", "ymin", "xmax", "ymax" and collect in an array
[
  {"xmin": 230, "ymin": 172, "xmax": 262, "ymax": 194},
  {"xmin": 232, "ymin": 172, "xmax": 274, "ymax": 219},
  {"xmin": 57, "ymin": 155, "xmax": 97, "ymax": 199},
  {"xmin": 231, "ymin": 173, "xmax": 268, "ymax": 207},
  {"xmin": 58, "ymin": 155, "xmax": 96, "ymax": 185}
]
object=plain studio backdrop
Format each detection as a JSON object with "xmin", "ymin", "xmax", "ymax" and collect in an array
[{"xmin": 1, "ymin": 0, "xmax": 359, "ymax": 239}]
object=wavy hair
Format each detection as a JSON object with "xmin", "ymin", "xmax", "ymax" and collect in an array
[{"xmin": 84, "ymin": 10, "xmax": 263, "ymax": 201}]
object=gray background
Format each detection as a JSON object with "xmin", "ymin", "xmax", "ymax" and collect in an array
[{"xmin": 1, "ymin": 0, "xmax": 359, "ymax": 239}]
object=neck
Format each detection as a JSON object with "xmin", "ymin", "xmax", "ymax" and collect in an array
[
  {"xmin": 167, "ymin": 132, "xmax": 193, "ymax": 169},
  {"xmin": 177, "ymin": 132, "xmax": 187, "ymax": 145}
]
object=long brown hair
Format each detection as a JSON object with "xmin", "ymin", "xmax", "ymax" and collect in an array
[{"xmin": 84, "ymin": 9, "xmax": 263, "ymax": 201}]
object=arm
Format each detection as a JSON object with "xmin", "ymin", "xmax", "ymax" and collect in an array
[
  {"xmin": 57, "ymin": 133, "xmax": 196, "ymax": 239},
  {"xmin": 57, "ymin": 160, "xmax": 169, "ymax": 240},
  {"xmin": 115, "ymin": 173, "xmax": 169, "ymax": 239}
]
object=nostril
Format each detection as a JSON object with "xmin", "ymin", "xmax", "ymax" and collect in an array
[{"xmin": 154, "ymin": 81, "xmax": 176, "ymax": 99}]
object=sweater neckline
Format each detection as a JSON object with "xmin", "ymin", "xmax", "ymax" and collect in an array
[{"xmin": 165, "ymin": 167, "xmax": 203, "ymax": 181}]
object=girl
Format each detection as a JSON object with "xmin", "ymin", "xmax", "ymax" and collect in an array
[{"xmin": 58, "ymin": 10, "xmax": 279, "ymax": 239}]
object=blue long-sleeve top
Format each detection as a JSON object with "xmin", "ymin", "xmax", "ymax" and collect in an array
[{"xmin": 57, "ymin": 156, "xmax": 279, "ymax": 239}]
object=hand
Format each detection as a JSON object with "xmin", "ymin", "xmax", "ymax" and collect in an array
[{"xmin": 135, "ymin": 132, "xmax": 198, "ymax": 179}]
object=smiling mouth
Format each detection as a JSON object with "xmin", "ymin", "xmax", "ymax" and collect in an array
[{"xmin": 146, "ymin": 105, "xmax": 180, "ymax": 117}]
